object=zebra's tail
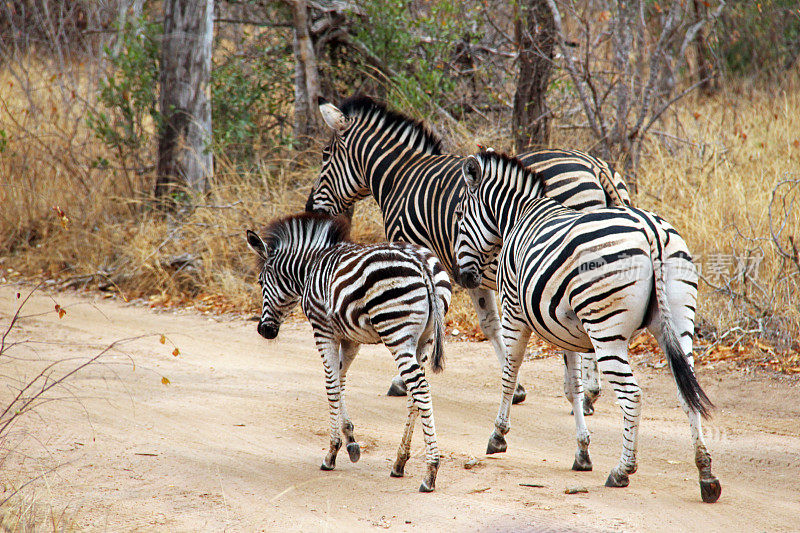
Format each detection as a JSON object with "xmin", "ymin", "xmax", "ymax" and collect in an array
[
  {"xmin": 646, "ymin": 221, "xmax": 713, "ymax": 419},
  {"xmin": 420, "ymin": 255, "xmax": 446, "ymax": 374}
]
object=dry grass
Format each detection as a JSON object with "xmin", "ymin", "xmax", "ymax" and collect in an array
[{"xmin": 1, "ymin": 60, "xmax": 798, "ymax": 365}]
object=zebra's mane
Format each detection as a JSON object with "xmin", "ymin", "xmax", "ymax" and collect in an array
[
  {"xmin": 339, "ymin": 95, "xmax": 443, "ymax": 156},
  {"xmin": 258, "ymin": 212, "xmax": 351, "ymax": 267},
  {"xmin": 477, "ymin": 150, "xmax": 545, "ymax": 192}
]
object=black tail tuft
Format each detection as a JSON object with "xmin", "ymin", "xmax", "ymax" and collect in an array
[
  {"xmin": 430, "ymin": 319, "xmax": 445, "ymax": 374},
  {"xmin": 664, "ymin": 328, "xmax": 713, "ymax": 419}
]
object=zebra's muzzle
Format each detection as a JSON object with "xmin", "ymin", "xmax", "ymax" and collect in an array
[
  {"xmin": 458, "ymin": 266, "xmax": 482, "ymax": 289},
  {"xmin": 258, "ymin": 321, "xmax": 279, "ymax": 339}
]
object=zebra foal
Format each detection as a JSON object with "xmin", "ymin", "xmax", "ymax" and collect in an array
[
  {"xmin": 246, "ymin": 212, "xmax": 451, "ymax": 492},
  {"xmin": 453, "ymin": 151, "xmax": 721, "ymax": 503}
]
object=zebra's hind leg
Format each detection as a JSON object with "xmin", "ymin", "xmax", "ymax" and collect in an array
[
  {"xmin": 593, "ymin": 342, "xmax": 641, "ymax": 488},
  {"xmin": 318, "ymin": 338, "xmax": 343, "ymax": 471},
  {"xmin": 386, "ymin": 374, "xmax": 407, "ymax": 397},
  {"xmin": 564, "ymin": 351, "xmax": 592, "ymax": 471},
  {"xmin": 469, "ymin": 288, "xmax": 527, "ymax": 404},
  {"xmin": 391, "ymin": 395, "xmax": 419, "ymax": 478},
  {"xmin": 653, "ymin": 323, "xmax": 721, "ymax": 502},
  {"xmin": 393, "ymin": 348, "xmax": 439, "ymax": 492},
  {"xmin": 487, "ymin": 315, "xmax": 532, "ymax": 455},
  {"xmin": 581, "ymin": 352, "xmax": 602, "ymax": 415},
  {"xmin": 384, "ymin": 327, "xmax": 435, "ymax": 397},
  {"xmin": 339, "ymin": 340, "xmax": 361, "ymax": 462},
  {"xmin": 564, "ymin": 352, "xmax": 601, "ymax": 416}
]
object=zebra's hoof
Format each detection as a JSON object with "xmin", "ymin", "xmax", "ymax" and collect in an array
[
  {"xmin": 512, "ymin": 384, "xmax": 527, "ymax": 405},
  {"xmin": 700, "ymin": 477, "xmax": 722, "ymax": 503},
  {"xmin": 320, "ymin": 461, "xmax": 336, "ymax": 471},
  {"xmin": 419, "ymin": 480, "xmax": 435, "ymax": 493},
  {"xmin": 419, "ymin": 461, "xmax": 438, "ymax": 492},
  {"xmin": 347, "ymin": 442, "xmax": 361, "ymax": 463},
  {"xmin": 486, "ymin": 431, "xmax": 508, "ymax": 454},
  {"xmin": 391, "ymin": 453, "xmax": 409, "ymax": 477},
  {"xmin": 572, "ymin": 450, "xmax": 593, "ymax": 472},
  {"xmin": 386, "ymin": 379, "xmax": 407, "ymax": 397},
  {"xmin": 605, "ymin": 469, "xmax": 629, "ymax": 488}
]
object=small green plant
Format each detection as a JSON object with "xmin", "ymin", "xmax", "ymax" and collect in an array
[
  {"xmin": 351, "ymin": 0, "xmax": 480, "ymax": 115},
  {"xmin": 86, "ymin": 17, "xmax": 162, "ymax": 173},
  {"xmin": 210, "ymin": 46, "xmax": 293, "ymax": 166}
]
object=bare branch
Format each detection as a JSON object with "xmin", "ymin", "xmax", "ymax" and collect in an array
[
  {"xmin": 769, "ymin": 179, "xmax": 800, "ymax": 275},
  {"xmin": 545, "ymin": 0, "xmax": 605, "ymax": 140}
]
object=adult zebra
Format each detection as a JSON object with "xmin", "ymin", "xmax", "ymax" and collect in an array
[
  {"xmin": 453, "ymin": 151, "xmax": 720, "ymax": 503},
  {"xmin": 246, "ymin": 212, "xmax": 452, "ymax": 492},
  {"xmin": 305, "ymin": 95, "xmax": 629, "ymax": 409}
]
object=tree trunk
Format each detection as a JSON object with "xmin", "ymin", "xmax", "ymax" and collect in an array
[
  {"xmin": 692, "ymin": 0, "xmax": 715, "ymax": 95},
  {"xmin": 287, "ymin": 0, "xmax": 320, "ymax": 149},
  {"xmin": 512, "ymin": 0, "xmax": 555, "ymax": 152},
  {"xmin": 155, "ymin": 0, "xmax": 214, "ymax": 200}
]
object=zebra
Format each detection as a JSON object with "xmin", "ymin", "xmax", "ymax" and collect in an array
[
  {"xmin": 452, "ymin": 150, "xmax": 721, "ymax": 503},
  {"xmin": 305, "ymin": 94, "xmax": 630, "ymax": 412},
  {"xmin": 245, "ymin": 212, "xmax": 452, "ymax": 492}
]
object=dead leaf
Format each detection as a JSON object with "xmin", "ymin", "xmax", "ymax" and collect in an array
[
  {"xmin": 161, "ymin": 376, "xmax": 170, "ymax": 385},
  {"xmin": 172, "ymin": 348, "xmax": 180, "ymax": 357},
  {"xmin": 160, "ymin": 335, "xmax": 166, "ymax": 344}
]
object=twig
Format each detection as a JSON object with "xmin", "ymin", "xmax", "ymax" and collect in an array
[
  {"xmin": 768, "ymin": 179, "xmax": 800, "ymax": 275},
  {"xmin": 1, "ymin": 282, "xmax": 45, "ymax": 356}
]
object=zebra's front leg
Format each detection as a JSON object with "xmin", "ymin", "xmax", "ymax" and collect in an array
[
  {"xmin": 316, "ymin": 337, "xmax": 343, "ymax": 471},
  {"xmin": 469, "ymin": 287, "xmax": 527, "ymax": 404},
  {"xmin": 594, "ymin": 343, "xmax": 641, "ymax": 487},
  {"xmin": 339, "ymin": 340, "xmax": 361, "ymax": 463},
  {"xmin": 564, "ymin": 351, "xmax": 592, "ymax": 471},
  {"xmin": 391, "ymin": 395, "xmax": 419, "ymax": 478},
  {"xmin": 394, "ymin": 350, "xmax": 439, "ymax": 492},
  {"xmin": 487, "ymin": 317, "xmax": 532, "ymax": 455}
]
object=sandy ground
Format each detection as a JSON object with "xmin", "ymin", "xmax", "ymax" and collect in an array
[{"xmin": 1, "ymin": 283, "xmax": 799, "ymax": 532}]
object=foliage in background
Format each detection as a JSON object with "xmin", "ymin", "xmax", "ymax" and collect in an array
[
  {"xmin": 211, "ymin": 43, "xmax": 294, "ymax": 166},
  {"xmin": 716, "ymin": 0, "xmax": 800, "ymax": 78},
  {"xmin": 350, "ymin": 0, "xmax": 479, "ymax": 114},
  {"xmin": 86, "ymin": 18, "xmax": 162, "ymax": 175}
]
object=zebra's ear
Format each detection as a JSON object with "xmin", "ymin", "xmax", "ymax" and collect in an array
[
  {"xmin": 246, "ymin": 230, "xmax": 268, "ymax": 261},
  {"xmin": 462, "ymin": 155, "xmax": 483, "ymax": 191},
  {"xmin": 318, "ymin": 97, "xmax": 348, "ymax": 134}
]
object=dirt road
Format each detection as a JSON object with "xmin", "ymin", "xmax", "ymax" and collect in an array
[{"xmin": 2, "ymin": 284, "xmax": 799, "ymax": 531}]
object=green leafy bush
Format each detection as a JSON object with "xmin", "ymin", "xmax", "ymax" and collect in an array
[
  {"xmin": 351, "ymin": 0, "xmax": 479, "ymax": 115},
  {"xmin": 86, "ymin": 18, "xmax": 162, "ymax": 172},
  {"xmin": 717, "ymin": 1, "xmax": 800, "ymax": 78}
]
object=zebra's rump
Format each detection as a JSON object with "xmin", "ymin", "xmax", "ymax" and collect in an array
[
  {"xmin": 324, "ymin": 243, "xmax": 451, "ymax": 345},
  {"xmin": 500, "ymin": 203, "xmax": 664, "ymax": 352}
]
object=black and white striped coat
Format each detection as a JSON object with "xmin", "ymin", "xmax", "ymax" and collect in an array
[
  {"xmin": 305, "ymin": 95, "xmax": 629, "ymax": 408},
  {"xmin": 246, "ymin": 213, "xmax": 451, "ymax": 492},
  {"xmin": 453, "ymin": 151, "xmax": 721, "ymax": 503}
]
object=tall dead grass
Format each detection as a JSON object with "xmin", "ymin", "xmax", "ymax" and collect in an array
[{"xmin": 1, "ymin": 61, "xmax": 798, "ymax": 355}]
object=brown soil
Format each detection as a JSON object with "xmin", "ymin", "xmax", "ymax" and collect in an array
[{"xmin": 2, "ymin": 284, "xmax": 799, "ymax": 532}]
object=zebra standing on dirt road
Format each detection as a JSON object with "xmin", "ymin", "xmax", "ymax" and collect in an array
[
  {"xmin": 246, "ymin": 212, "xmax": 451, "ymax": 492},
  {"xmin": 305, "ymin": 94, "xmax": 630, "ymax": 411},
  {"xmin": 453, "ymin": 150, "xmax": 721, "ymax": 503}
]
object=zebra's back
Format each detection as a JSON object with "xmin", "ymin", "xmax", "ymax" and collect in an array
[{"xmin": 517, "ymin": 149, "xmax": 631, "ymax": 209}]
